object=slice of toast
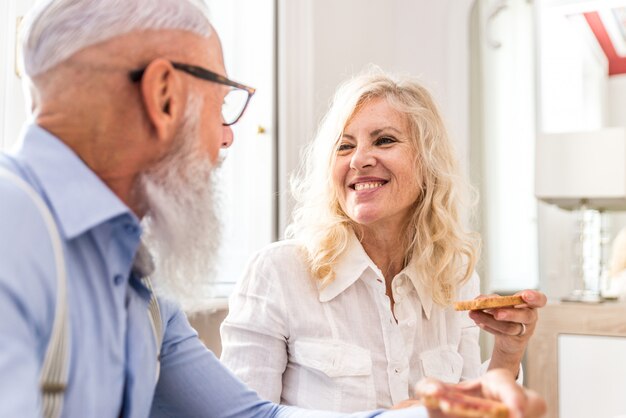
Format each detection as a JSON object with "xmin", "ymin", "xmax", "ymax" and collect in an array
[
  {"xmin": 423, "ymin": 391, "xmax": 509, "ymax": 418},
  {"xmin": 454, "ymin": 295, "xmax": 524, "ymax": 311}
]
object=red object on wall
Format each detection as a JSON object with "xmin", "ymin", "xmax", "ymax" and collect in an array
[{"xmin": 584, "ymin": 11, "xmax": 626, "ymax": 76}]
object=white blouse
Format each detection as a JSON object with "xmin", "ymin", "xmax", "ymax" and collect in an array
[{"xmin": 220, "ymin": 234, "xmax": 483, "ymax": 412}]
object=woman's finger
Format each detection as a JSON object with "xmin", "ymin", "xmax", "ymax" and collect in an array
[
  {"xmin": 518, "ymin": 290, "xmax": 547, "ymax": 309},
  {"xmin": 476, "ymin": 321, "xmax": 522, "ymax": 337},
  {"xmin": 489, "ymin": 306, "xmax": 537, "ymax": 325},
  {"xmin": 470, "ymin": 309, "xmax": 534, "ymax": 335}
]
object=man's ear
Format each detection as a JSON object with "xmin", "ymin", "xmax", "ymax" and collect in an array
[{"xmin": 139, "ymin": 59, "xmax": 185, "ymax": 144}]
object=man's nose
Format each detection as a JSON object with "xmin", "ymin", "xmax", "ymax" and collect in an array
[
  {"xmin": 221, "ymin": 125, "xmax": 234, "ymax": 148},
  {"xmin": 349, "ymin": 145, "xmax": 376, "ymax": 170}
]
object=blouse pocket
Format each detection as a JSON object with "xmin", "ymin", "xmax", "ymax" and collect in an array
[
  {"xmin": 289, "ymin": 338, "xmax": 375, "ymax": 411},
  {"xmin": 293, "ymin": 338, "xmax": 372, "ymax": 377},
  {"xmin": 419, "ymin": 345, "xmax": 464, "ymax": 383}
]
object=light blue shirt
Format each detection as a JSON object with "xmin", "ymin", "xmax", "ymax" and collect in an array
[{"xmin": 0, "ymin": 124, "xmax": 428, "ymax": 418}]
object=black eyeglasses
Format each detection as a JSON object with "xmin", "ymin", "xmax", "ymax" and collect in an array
[{"xmin": 129, "ymin": 61, "xmax": 256, "ymax": 126}]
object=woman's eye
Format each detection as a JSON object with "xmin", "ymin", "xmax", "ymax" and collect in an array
[
  {"xmin": 375, "ymin": 136, "xmax": 396, "ymax": 145},
  {"xmin": 337, "ymin": 143, "xmax": 354, "ymax": 152}
]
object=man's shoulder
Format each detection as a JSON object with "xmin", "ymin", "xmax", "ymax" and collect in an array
[
  {"xmin": 0, "ymin": 173, "xmax": 49, "ymax": 232},
  {"xmin": 0, "ymin": 169, "xmax": 51, "ymax": 232},
  {"xmin": 0, "ymin": 171, "xmax": 58, "ymax": 290}
]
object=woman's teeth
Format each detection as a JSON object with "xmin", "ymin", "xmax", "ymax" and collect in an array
[{"xmin": 354, "ymin": 182, "xmax": 384, "ymax": 191}]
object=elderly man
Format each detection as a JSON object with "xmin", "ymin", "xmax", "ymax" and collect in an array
[{"xmin": 0, "ymin": 0, "xmax": 545, "ymax": 417}]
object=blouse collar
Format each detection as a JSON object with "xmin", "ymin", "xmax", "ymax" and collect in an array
[{"xmin": 316, "ymin": 230, "xmax": 433, "ymax": 319}]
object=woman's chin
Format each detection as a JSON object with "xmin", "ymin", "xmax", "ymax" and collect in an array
[{"xmin": 349, "ymin": 211, "xmax": 382, "ymax": 228}]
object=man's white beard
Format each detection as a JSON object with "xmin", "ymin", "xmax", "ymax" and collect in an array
[{"xmin": 138, "ymin": 96, "xmax": 222, "ymax": 312}]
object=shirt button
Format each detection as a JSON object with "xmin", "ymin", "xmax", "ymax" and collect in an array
[
  {"xmin": 394, "ymin": 368, "xmax": 400, "ymax": 374},
  {"xmin": 113, "ymin": 274, "xmax": 124, "ymax": 286},
  {"xmin": 124, "ymin": 224, "xmax": 138, "ymax": 235}
]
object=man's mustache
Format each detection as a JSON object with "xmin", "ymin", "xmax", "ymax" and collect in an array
[{"xmin": 216, "ymin": 150, "xmax": 227, "ymax": 167}]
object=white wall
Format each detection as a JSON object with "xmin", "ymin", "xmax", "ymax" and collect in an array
[
  {"xmin": 608, "ymin": 75, "xmax": 626, "ymax": 128},
  {"xmin": 310, "ymin": 0, "xmax": 472, "ymax": 160},
  {"xmin": 278, "ymin": 0, "xmax": 474, "ymax": 233}
]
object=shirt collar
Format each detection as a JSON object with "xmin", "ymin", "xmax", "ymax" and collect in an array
[
  {"xmin": 402, "ymin": 255, "xmax": 434, "ymax": 319},
  {"xmin": 318, "ymin": 231, "xmax": 382, "ymax": 302},
  {"xmin": 316, "ymin": 229, "xmax": 434, "ymax": 319},
  {"xmin": 12, "ymin": 124, "xmax": 134, "ymax": 239}
]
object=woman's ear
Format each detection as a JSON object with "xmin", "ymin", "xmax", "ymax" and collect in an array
[{"xmin": 139, "ymin": 58, "xmax": 185, "ymax": 144}]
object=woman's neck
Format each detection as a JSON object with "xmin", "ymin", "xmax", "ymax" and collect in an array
[
  {"xmin": 358, "ymin": 221, "xmax": 409, "ymax": 280},
  {"xmin": 361, "ymin": 232, "xmax": 406, "ymax": 319}
]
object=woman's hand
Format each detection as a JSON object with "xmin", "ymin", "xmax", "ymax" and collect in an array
[{"xmin": 468, "ymin": 290, "xmax": 547, "ymax": 376}]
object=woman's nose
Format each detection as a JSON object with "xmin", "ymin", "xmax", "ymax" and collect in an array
[{"xmin": 349, "ymin": 145, "xmax": 376, "ymax": 170}]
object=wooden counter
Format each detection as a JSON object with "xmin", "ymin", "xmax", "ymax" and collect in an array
[{"xmin": 526, "ymin": 301, "xmax": 626, "ymax": 418}]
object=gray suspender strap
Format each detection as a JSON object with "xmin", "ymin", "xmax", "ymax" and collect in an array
[
  {"xmin": 133, "ymin": 243, "xmax": 163, "ymax": 381},
  {"xmin": 0, "ymin": 168, "xmax": 69, "ymax": 418},
  {"xmin": 142, "ymin": 277, "xmax": 163, "ymax": 381}
]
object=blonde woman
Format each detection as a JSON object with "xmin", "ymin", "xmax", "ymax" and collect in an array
[{"xmin": 220, "ymin": 69, "xmax": 546, "ymax": 412}]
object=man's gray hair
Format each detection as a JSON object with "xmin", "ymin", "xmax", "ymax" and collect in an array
[{"xmin": 21, "ymin": 0, "xmax": 213, "ymax": 77}]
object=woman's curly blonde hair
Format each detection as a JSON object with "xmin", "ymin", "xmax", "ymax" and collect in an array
[{"xmin": 285, "ymin": 68, "xmax": 480, "ymax": 305}]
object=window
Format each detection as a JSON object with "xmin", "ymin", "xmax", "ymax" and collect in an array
[
  {"xmin": 204, "ymin": 0, "xmax": 276, "ymax": 298},
  {"xmin": 0, "ymin": 0, "xmax": 34, "ymax": 151}
]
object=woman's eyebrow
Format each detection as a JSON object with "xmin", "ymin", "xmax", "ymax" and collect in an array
[{"xmin": 370, "ymin": 126, "xmax": 402, "ymax": 136}]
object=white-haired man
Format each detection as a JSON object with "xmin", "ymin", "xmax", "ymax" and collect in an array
[{"xmin": 0, "ymin": 0, "xmax": 546, "ymax": 417}]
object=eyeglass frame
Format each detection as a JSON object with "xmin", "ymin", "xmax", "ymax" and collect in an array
[{"xmin": 129, "ymin": 61, "xmax": 256, "ymax": 126}]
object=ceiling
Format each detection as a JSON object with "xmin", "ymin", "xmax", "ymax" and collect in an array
[{"xmin": 584, "ymin": 7, "xmax": 626, "ymax": 75}]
